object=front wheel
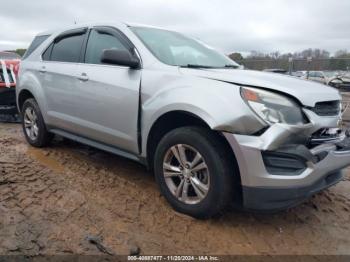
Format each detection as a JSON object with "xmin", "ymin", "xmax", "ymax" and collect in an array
[
  {"xmin": 22, "ymin": 98, "xmax": 53, "ymax": 147},
  {"xmin": 154, "ymin": 127, "xmax": 239, "ymax": 219}
]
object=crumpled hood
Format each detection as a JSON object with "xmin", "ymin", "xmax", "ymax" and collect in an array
[{"xmin": 179, "ymin": 68, "xmax": 341, "ymax": 107}]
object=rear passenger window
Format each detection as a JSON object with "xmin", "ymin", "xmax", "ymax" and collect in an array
[
  {"xmin": 85, "ymin": 30, "xmax": 129, "ymax": 64},
  {"xmin": 51, "ymin": 34, "xmax": 85, "ymax": 63}
]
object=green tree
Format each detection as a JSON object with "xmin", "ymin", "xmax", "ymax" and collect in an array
[
  {"xmin": 15, "ymin": 49, "xmax": 27, "ymax": 57},
  {"xmin": 228, "ymin": 52, "xmax": 243, "ymax": 61}
]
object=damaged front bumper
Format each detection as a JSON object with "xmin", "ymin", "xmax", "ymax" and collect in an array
[{"xmin": 223, "ymin": 108, "xmax": 350, "ymax": 211}]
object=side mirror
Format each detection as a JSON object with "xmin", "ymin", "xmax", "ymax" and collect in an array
[{"xmin": 101, "ymin": 49, "xmax": 140, "ymax": 69}]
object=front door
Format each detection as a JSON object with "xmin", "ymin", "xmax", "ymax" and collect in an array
[{"xmin": 74, "ymin": 27, "xmax": 142, "ymax": 154}]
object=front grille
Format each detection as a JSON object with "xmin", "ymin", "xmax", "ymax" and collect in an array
[
  {"xmin": 309, "ymin": 128, "xmax": 344, "ymax": 146},
  {"xmin": 311, "ymin": 100, "xmax": 340, "ymax": 116}
]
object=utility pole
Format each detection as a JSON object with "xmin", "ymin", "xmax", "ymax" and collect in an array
[
  {"xmin": 307, "ymin": 56, "xmax": 312, "ymax": 78},
  {"xmin": 288, "ymin": 57, "xmax": 293, "ymax": 75}
]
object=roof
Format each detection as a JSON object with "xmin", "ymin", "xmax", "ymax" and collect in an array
[{"xmin": 36, "ymin": 21, "xmax": 167, "ymax": 36}]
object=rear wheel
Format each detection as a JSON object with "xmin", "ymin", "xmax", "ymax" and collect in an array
[
  {"xmin": 22, "ymin": 98, "xmax": 53, "ymax": 147},
  {"xmin": 154, "ymin": 126, "xmax": 239, "ymax": 219}
]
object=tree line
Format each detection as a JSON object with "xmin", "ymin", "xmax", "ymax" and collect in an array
[
  {"xmin": 229, "ymin": 48, "xmax": 350, "ymax": 61},
  {"xmin": 229, "ymin": 49, "xmax": 350, "ymax": 71}
]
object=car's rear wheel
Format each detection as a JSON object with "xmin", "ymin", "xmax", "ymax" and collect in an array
[
  {"xmin": 154, "ymin": 126, "xmax": 239, "ymax": 219},
  {"xmin": 22, "ymin": 98, "xmax": 53, "ymax": 147}
]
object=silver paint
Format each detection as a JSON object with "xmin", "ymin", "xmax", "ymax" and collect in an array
[{"xmin": 17, "ymin": 21, "xmax": 350, "ymax": 193}]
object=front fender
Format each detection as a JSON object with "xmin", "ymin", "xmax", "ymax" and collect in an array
[{"xmin": 140, "ymin": 71, "xmax": 266, "ymax": 157}]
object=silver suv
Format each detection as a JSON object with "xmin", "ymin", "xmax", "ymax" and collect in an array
[{"xmin": 17, "ymin": 22, "xmax": 350, "ymax": 218}]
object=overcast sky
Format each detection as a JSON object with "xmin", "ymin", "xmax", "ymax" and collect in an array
[{"xmin": 1, "ymin": 0, "xmax": 349, "ymax": 55}]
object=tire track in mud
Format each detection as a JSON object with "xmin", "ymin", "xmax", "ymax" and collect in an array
[{"xmin": 0, "ymin": 124, "xmax": 350, "ymax": 255}]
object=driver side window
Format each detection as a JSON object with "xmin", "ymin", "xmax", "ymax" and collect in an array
[{"xmin": 85, "ymin": 29, "xmax": 129, "ymax": 65}]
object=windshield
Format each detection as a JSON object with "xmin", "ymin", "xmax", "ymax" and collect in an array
[{"xmin": 130, "ymin": 26, "xmax": 239, "ymax": 68}]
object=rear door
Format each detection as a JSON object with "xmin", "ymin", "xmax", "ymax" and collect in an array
[
  {"xmin": 41, "ymin": 28, "xmax": 87, "ymax": 132},
  {"xmin": 74, "ymin": 27, "xmax": 142, "ymax": 153}
]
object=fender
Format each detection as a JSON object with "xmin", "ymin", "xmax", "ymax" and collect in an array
[
  {"xmin": 140, "ymin": 72, "xmax": 266, "ymax": 158},
  {"xmin": 17, "ymin": 68, "xmax": 49, "ymax": 121}
]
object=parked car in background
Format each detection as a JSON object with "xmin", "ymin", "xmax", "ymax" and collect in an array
[
  {"xmin": 17, "ymin": 22, "xmax": 350, "ymax": 218},
  {"xmin": 307, "ymin": 71, "xmax": 328, "ymax": 84},
  {"xmin": 291, "ymin": 71, "xmax": 307, "ymax": 78},
  {"xmin": 306, "ymin": 71, "xmax": 342, "ymax": 86},
  {"xmin": 328, "ymin": 72, "xmax": 350, "ymax": 91},
  {"xmin": 0, "ymin": 51, "xmax": 21, "ymax": 115}
]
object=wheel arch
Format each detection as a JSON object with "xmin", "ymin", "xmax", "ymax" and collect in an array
[
  {"xmin": 145, "ymin": 110, "xmax": 208, "ymax": 167},
  {"xmin": 17, "ymin": 89, "xmax": 35, "ymax": 112},
  {"xmin": 145, "ymin": 110, "xmax": 241, "ymax": 180},
  {"xmin": 145, "ymin": 110, "xmax": 243, "ymax": 207}
]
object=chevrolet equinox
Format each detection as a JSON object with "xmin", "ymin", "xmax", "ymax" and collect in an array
[{"xmin": 17, "ymin": 22, "xmax": 350, "ymax": 218}]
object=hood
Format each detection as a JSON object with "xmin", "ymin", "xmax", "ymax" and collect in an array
[{"xmin": 179, "ymin": 68, "xmax": 341, "ymax": 107}]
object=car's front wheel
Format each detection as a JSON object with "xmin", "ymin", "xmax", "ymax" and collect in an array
[
  {"xmin": 22, "ymin": 98, "xmax": 53, "ymax": 147},
  {"xmin": 154, "ymin": 126, "xmax": 239, "ymax": 219}
]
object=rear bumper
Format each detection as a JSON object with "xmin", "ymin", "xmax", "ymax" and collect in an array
[{"xmin": 0, "ymin": 83, "xmax": 15, "ymax": 88}]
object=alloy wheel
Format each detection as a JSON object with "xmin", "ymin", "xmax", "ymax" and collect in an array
[
  {"xmin": 24, "ymin": 107, "xmax": 39, "ymax": 141},
  {"xmin": 163, "ymin": 144, "xmax": 210, "ymax": 205}
]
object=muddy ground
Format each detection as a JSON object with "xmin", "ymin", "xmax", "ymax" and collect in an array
[{"xmin": 0, "ymin": 94, "xmax": 349, "ymax": 256}]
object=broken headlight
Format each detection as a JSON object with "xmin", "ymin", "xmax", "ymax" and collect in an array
[{"xmin": 241, "ymin": 87, "xmax": 308, "ymax": 125}]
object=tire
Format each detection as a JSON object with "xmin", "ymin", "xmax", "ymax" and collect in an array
[
  {"xmin": 21, "ymin": 98, "xmax": 53, "ymax": 147},
  {"xmin": 154, "ymin": 126, "xmax": 239, "ymax": 219}
]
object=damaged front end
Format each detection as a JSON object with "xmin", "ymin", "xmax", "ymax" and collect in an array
[{"xmin": 224, "ymin": 95, "xmax": 350, "ymax": 211}]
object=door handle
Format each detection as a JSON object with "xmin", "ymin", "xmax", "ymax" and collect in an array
[
  {"xmin": 77, "ymin": 73, "xmax": 89, "ymax": 82},
  {"xmin": 39, "ymin": 66, "xmax": 46, "ymax": 73}
]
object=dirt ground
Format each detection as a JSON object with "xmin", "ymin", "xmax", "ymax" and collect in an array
[{"xmin": 0, "ymin": 94, "xmax": 349, "ymax": 256}]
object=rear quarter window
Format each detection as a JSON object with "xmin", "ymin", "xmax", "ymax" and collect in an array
[{"xmin": 22, "ymin": 35, "xmax": 50, "ymax": 59}]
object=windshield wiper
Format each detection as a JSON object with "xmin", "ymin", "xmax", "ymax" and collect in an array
[
  {"xmin": 180, "ymin": 64, "xmax": 216, "ymax": 69},
  {"xmin": 180, "ymin": 64, "xmax": 238, "ymax": 69},
  {"xmin": 222, "ymin": 64, "xmax": 238, "ymax": 69}
]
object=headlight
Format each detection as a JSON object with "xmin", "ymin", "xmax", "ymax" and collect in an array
[{"xmin": 241, "ymin": 87, "xmax": 307, "ymax": 125}]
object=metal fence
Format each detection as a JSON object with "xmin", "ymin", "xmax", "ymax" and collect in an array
[{"xmin": 239, "ymin": 58, "xmax": 350, "ymax": 72}]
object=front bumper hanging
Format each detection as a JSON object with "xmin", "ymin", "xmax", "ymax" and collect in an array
[{"xmin": 224, "ymin": 123, "xmax": 350, "ymax": 211}]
